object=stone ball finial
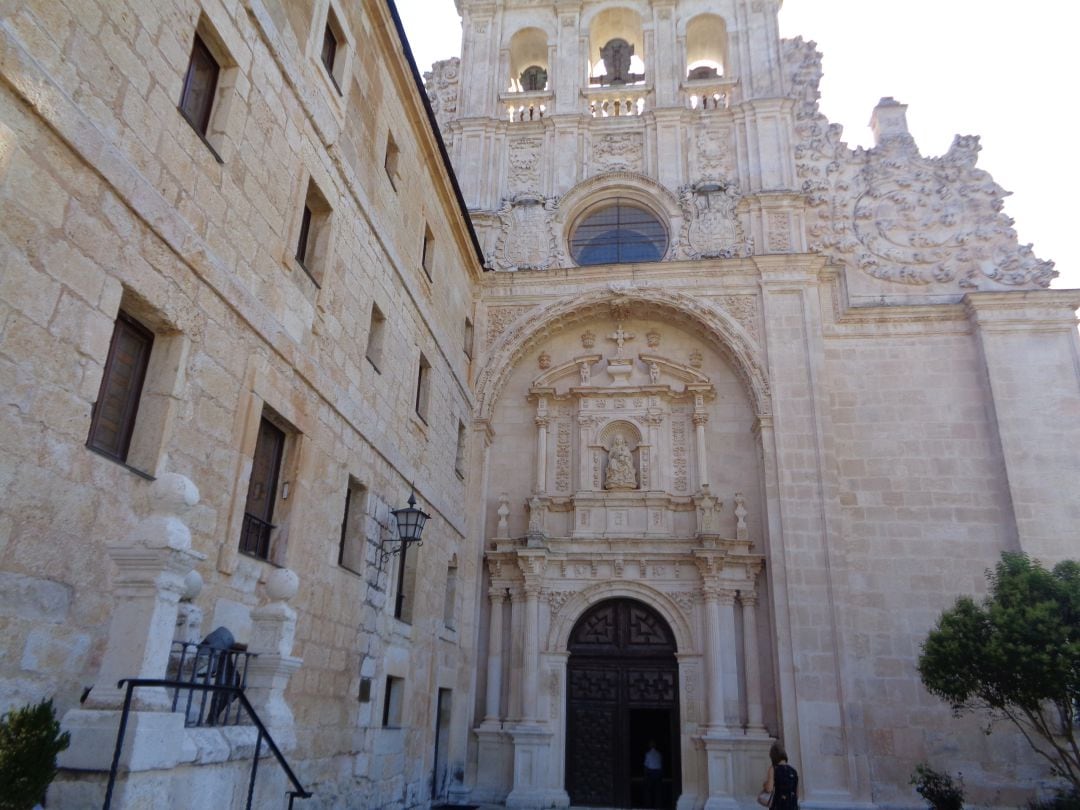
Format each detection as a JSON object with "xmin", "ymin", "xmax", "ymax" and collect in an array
[
  {"xmin": 266, "ymin": 568, "xmax": 299, "ymax": 602},
  {"xmin": 149, "ymin": 473, "xmax": 200, "ymax": 513},
  {"xmin": 181, "ymin": 569, "xmax": 204, "ymax": 601}
]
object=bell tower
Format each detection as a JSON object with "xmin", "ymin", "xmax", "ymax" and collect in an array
[{"xmin": 429, "ymin": 0, "xmax": 800, "ymax": 271}]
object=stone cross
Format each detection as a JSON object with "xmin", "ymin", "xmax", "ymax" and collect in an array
[{"xmin": 606, "ymin": 323, "xmax": 635, "ymax": 358}]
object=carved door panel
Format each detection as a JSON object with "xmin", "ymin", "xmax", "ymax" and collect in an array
[{"xmin": 565, "ymin": 599, "xmax": 680, "ymax": 808}]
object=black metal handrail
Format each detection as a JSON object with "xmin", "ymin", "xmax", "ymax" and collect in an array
[
  {"xmin": 167, "ymin": 641, "xmax": 256, "ymax": 727},
  {"xmin": 104, "ymin": 678, "xmax": 312, "ymax": 810}
]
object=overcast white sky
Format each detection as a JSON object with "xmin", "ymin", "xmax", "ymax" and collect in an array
[{"xmin": 396, "ymin": 0, "xmax": 1079, "ymax": 289}]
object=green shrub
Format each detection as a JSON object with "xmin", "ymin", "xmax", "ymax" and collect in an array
[
  {"xmin": 911, "ymin": 763, "xmax": 964, "ymax": 810},
  {"xmin": 0, "ymin": 699, "xmax": 71, "ymax": 810}
]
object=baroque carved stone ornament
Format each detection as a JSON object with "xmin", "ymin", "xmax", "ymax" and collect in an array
[
  {"xmin": 592, "ymin": 133, "xmax": 644, "ymax": 174},
  {"xmin": 492, "ymin": 193, "xmax": 559, "ymax": 271},
  {"xmin": 604, "ymin": 434, "xmax": 637, "ymax": 490},
  {"xmin": 678, "ymin": 180, "xmax": 752, "ymax": 260}
]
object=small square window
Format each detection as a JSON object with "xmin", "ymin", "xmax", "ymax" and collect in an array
[
  {"xmin": 321, "ymin": 23, "xmax": 338, "ymax": 78},
  {"xmin": 383, "ymin": 676, "xmax": 404, "ymax": 727},
  {"xmin": 415, "ymin": 353, "xmax": 431, "ymax": 422},
  {"xmin": 179, "ymin": 33, "xmax": 219, "ymax": 136},
  {"xmin": 338, "ymin": 479, "xmax": 368, "ymax": 575},
  {"xmin": 421, "ymin": 225, "xmax": 434, "ymax": 282},
  {"xmin": 366, "ymin": 304, "xmax": 385, "ymax": 371},
  {"xmin": 294, "ymin": 180, "xmax": 332, "ymax": 286},
  {"xmin": 384, "ymin": 133, "xmax": 400, "ymax": 190}
]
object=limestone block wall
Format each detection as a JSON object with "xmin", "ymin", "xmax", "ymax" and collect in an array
[{"xmin": 0, "ymin": 1, "xmax": 482, "ymax": 807}]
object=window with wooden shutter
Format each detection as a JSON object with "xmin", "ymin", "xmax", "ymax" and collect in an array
[
  {"xmin": 87, "ymin": 312, "xmax": 154, "ymax": 463},
  {"xmin": 239, "ymin": 416, "xmax": 286, "ymax": 560},
  {"xmin": 179, "ymin": 33, "xmax": 220, "ymax": 136}
]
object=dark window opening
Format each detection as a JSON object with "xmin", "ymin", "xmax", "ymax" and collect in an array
[
  {"xmin": 321, "ymin": 24, "xmax": 338, "ymax": 76},
  {"xmin": 570, "ymin": 200, "xmax": 668, "ymax": 266},
  {"xmin": 179, "ymin": 33, "xmax": 220, "ymax": 136},
  {"xmin": 87, "ymin": 312, "xmax": 154, "ymax": 463},
  {"xmin": 295, "ymin": 205, "xmax": 313, "ymax": 268},
  {"xmin": 239, "ymin": 416, "xmax": 285, "ymax": 560}
]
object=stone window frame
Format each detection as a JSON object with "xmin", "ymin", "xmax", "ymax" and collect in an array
[
  {"xmin": 568, "ymin": 198, "xmax": 670, "ymax": 266},
  {"xmin": 463, "ymin": 316, "xmax": 474, "ymax": 360},
  {"xmin": 177, "ymin": 14, "xmax": 243, "ymax": 163},
  {"xmin": 454, "ymin": 420, "xmax": 467, "ymax": 480},
  {"xmin": 384, "ymin": 131, "xmax": 401, "ymax": 191},
  {"xmin": 337, "ymin": 477, "xmax": 369, "ymax": 576},
  {"xmin": 291, "ymin": 175, "xmax": 334, "ymax": 288},
  {"xmin": 414, "ymin": 351, "xmax": 432, "ymax": 425},
  {"xmin": 315, "ymin": 1, "xmax": 353, "ymax": 100},
  {"xmin": 86, "ymin": 293, "xmax": 190, "ymax": 479},
  {"xmin": 443, "ymin": 554, "xmax": 459, "ymax": 630},
  {"xmin": 421, "ymin": 222, "xmax": 435, "ymax": 282},
  {"xmin": 365, "ymin": 302, "xmax": 386, "ymax": 372},
  {"xmin": 382, "ymin": 676, "xmax": 405, "ymax": 727},
  {"xmin": 682, "ymin": 13, "xmax": 730, "ymax": 79}
]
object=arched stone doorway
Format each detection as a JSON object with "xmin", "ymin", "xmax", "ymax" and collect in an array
[{"xmin": 565, "ymin": 598, "xmax": 680, "ymax": 808}]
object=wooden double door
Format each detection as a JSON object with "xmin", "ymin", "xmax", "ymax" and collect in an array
[{"xmin": 565, "ymin": 599, "xmax": 681, "ymax": 808}]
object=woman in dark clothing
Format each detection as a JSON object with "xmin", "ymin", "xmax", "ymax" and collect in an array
[{"xmin": 762, "ymin": 742, "xmax": 799, "ymax": 809}]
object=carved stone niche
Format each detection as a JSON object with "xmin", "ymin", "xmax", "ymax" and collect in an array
[{"xmin": 527, "ymin": 337, "xmax": 716, "ymax": 541}]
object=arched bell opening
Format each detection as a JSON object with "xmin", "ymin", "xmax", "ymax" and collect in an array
[{"xmin": 565, "ymin": 598, "xmax": 681, "ymax": 809}]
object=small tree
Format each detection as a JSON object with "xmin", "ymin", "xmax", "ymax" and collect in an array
[
  {"xmin": 917, "ymin": 553, "xmax": 1080, "ymax": 792},
  {"xmin": 0, "ymin": 698, "xmax": 71, "ymax": 810},
  {"xmin": 911, "ymin": 763, "xmax": 965, "ymax": 810}
]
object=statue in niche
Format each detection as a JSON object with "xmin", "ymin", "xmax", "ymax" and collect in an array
[
  {"xmin": 605, "ymin": 435, "xmax": 637, "ymax": 490},
  {"xmin": 598, "ymin": 39, "xmax": 643, "ymax": 85},
  {"xmin": 520, "ymin": 65, "xmax": 547, "ymax": 92},
  {"xmin": 649, "ymin": 362, "xmax": 660, "ymax": 383},
  {"xmin": 579, "ymin": 361, "xmax": 591, "ymax": 385}
]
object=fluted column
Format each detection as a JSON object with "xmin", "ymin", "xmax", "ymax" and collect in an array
[
  {"xmin": 693, "ymin": 412, "xmax": 709, "ymax": 487},
  {"xmin": 521, "ymin": 581, "xmax": 540, "ymax": 721},
  {"xmin": 534, "ymin": 415, "xmax": 549, "ymax": 493},
  {"xmin": 740, "ymin": 592, "xmax": 765, "ymax": 731},
  {"xmin": 702, "ymin": 585, "xmax": 727, "ymax": 731},
  {"xmin": 484, "ymin": 588, "xmax": 507, "ymax": 722},
  {"xmin": 716, "ymin": 588, "xmax": 740, "ymax": 726}
]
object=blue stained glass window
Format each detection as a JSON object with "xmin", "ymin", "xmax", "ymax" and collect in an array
[{"xmin": 570, "ymin": 201, "xmax": 668, "ymax": 266}]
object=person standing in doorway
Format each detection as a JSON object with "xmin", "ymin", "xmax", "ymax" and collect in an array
[
  {"xmin": 643, "ymin": 739, "xmax": 663, "ymax": 808},
  {"xmin": 760, "ymin": 741, "xmax": 799, "ymax": 809}
]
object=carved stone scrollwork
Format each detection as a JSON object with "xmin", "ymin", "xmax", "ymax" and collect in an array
[
  {"xmin": 592, "ymin": 133, "xmax": 644, "ymax": 174},
  {"xmin": 423, "ymin": 58, "xmax": 460, "ymax": 134},
  {"xmin": 787, "ymin": 37, "xmax": 1055, "ymax": 290},
  {"xmin": 493, "ymin": 193, "xmax": 560, "ymax": 272},
  {"xmin": 678, "ymin": 180, "xmax": 753, "ymax": 260}
]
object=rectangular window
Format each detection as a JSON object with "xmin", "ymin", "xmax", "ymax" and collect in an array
[
  {"xmin": 421, "ymin": 225, "xmax": 434, "ymax": 281},
  {"xmin": 179, "ymin": 33, "xmax": 220, "ymax": 136},
  {"xmin": 384, "ymin": 133, "xmax": 400, "ymax": 190},
  {"xmin": 443, "ymin": 562, "xmax": 458, "ymax": 629},
  {"xmin": 294, "ymin": 180, "xmax": 331, "ymax": 285},
  {"xmin": 415, "ymin": 353, "xmax": 431, "ymax": 422},
  {"xmin": 239, "ymin": 415, "xmax": 286, "ymax": 560},
  {"xmin": 383, "ymin": 676, "xmax": 404, "ymax": 727},
  {"xmin": 88, "ymin": 312, "xmax": 154, "ymax": 463},
  {"xmin": 365, "ymin": 303, "xmax": 385, "ymax": 371},
  {"xmin": 295, "ymin": 204, "xmax": 313, "ymax": 266},
  {"xmin": 455, "ymin": 421, "xmax": 467, "ymax": 479},
  {"xmin": 338, "ymin": 479, "xmax": 367, "ymax": 575},
  {"xmin": 463, "ymin": 317, "xmax": 474, "ymax": 360},
  {"xmin": 320, "ymin": 23, "xmax": 338, "ymax": 78}
]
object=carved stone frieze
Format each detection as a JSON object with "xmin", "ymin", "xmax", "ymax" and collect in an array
[
  {"xmin": 694, "ymin": 127, "xmax": 734, "ymax": 181},
  {"xmin": 546, "ymin": 588, "xmax": 575, "ymax": 617},
  {"xmin": 485, "ymin": 305, "xmax": 533, "ymax": 350},
  {"xmin": 555, "ymin": 420, "xmax": 571, "ymax": 493},
  {"xmin": 493, "ymin": 193, "xmax": 560, "ymax": 271},
  {"xmin": 670, "ymin": 590, "xmax": 696, "ymax": 617},
  {"xmin": 785, "ymin": 37, "xmax": 1055, "ymax": 290},
  {"xmin": 507, "ymin": 136, "xmax": 543, "ymax": 194},
  {"xmin": 592, "ymin": 133, "xmax": 643, "ymax": 174},
  {"xmin": 717, "ymin": 295, "xmax": 761, "ymax": 343},
  {"xmin": 671, "ymin": 417, "xmax": 688, "ymax": 492},
  {"xmin": 677, "ymin": 180, "xmax": 753, "ymax": 260}
]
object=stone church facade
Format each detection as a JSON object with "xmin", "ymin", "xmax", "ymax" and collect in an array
[{"xmin": 0, "ymin": 1, "xmax": 1077, "ymax": 809}]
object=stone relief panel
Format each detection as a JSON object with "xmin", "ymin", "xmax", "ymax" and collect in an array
[
  {"xmin": 485, "ymin": 305, "xmax": 533, "ymax": 350},
  {"xmin": 785, "ymin": 37, "xmax": 1055, "ymax": 290},
  {"xmin": 716, "ymin": 295, "xmax": 761, "ymax": 344},
  {"xmin": 677, "ymin": 181, "xmax": 753, "ymax": 260},
  {"xmin": 555, "ymin": 419, "xmax": 572, "ymax": 493},
  {"xmin": 492, "ymin": 194, "xmax": 560, "ymax": 271},
  {"xmin": 423, "ymin": 57, "xmax": 460, "ymax": 135},
  {"xmin": 507, "ymin": 136, "xmax": 543, "ymax": 194},
  {"xmin": 693, "ymin": 126, "xmax": 735, "ymax": 181},
  {"xmin": 591, "ymin": 133, "xmax": 644, "ymax": 175}
]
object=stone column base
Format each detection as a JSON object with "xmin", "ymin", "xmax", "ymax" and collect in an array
[
  {"xmin": 472, "ymin": 723, "xmax": 514, "ymax": 804},
  {"xmin": 702, "ymin": 731, "xmax": 773, "ymax": 809},
  {"xmin": 505, "ymin": 723, "xmax": 569, "ymax": 809}
]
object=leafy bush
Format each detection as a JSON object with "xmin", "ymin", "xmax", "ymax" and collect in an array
[
  {"xmin": 910, "ymin": 763, "xmax": 964, "ymax": 810},
  {"xmin": 0, "ymin": 699, "xmax": 70, "ymax": 810}
]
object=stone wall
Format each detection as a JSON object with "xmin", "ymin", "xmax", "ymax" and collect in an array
[{"xmin": 0, "ymin": 1, "xmax": 482, "ymax": 807}]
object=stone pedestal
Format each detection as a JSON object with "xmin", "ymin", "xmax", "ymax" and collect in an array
[{"xmin": 505, "ymin": 724, "xmax": 569, "ymax": 809}]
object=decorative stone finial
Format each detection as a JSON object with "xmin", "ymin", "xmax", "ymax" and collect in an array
[
  {"xmin": 869, "ymin": 97, "xmax": 911, "ymax": 146},
  {"xmin": 266, "ymin": 567, "xmax": 299, "ymax": 602},
  {"xmin": 181, "ymin": 569, "xmax": 203, "ymax": 602},
  {"xmin": 496, "ymin": 493, "xmax": 510, "ymax": 539}
]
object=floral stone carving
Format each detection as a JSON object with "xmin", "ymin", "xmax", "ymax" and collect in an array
[
  {"xmin": 786, "ymin": 37, "xmax": 1055, "ymax": 289},
  {"xmin": 678, "ymin": 180, "xmax": 752, "ymax": 260},
  {"xmin": 423, "ymin": 58, "xmax": 460, "ymax": 135},
  {"xmin": 493, "ymin": 193, "xmax": 560, "ymax": 271},
  {"xmin": 592, "ymin": 133, "xmax": 643, "ymax": 174}
]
